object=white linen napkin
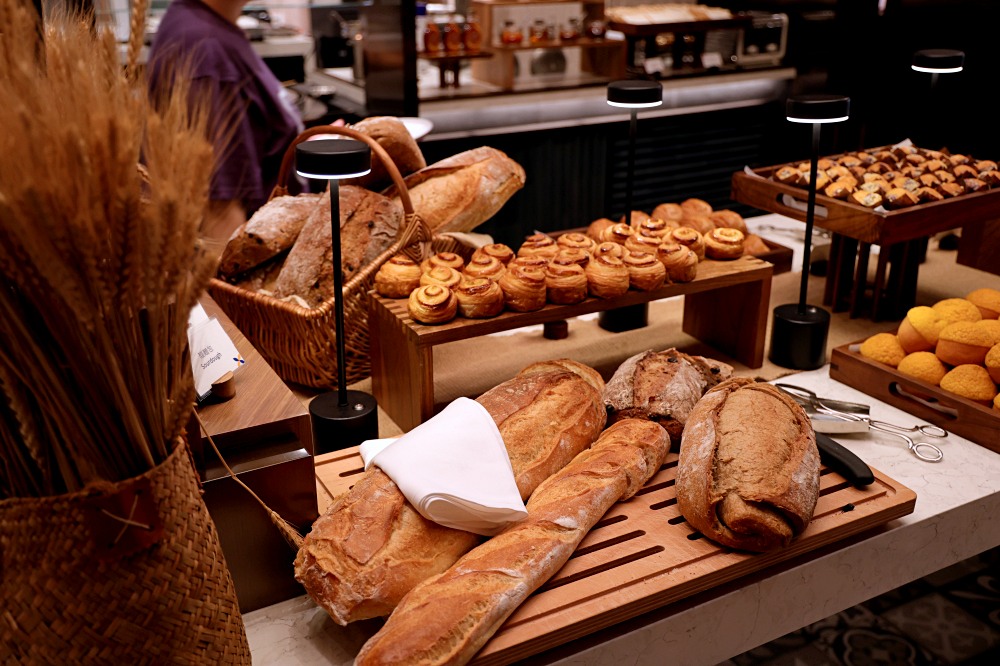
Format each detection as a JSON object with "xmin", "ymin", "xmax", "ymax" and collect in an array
[{"xmin": 358, "ymin": 397, "xmax": 527, "ymax": 536}]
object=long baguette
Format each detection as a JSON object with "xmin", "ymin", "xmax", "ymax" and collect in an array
[
  {"xmin": 294, "ymin": 359, "xmax": 607, "ymax": 624},
  {"xmin": 353, "ymin": 418, "xmax": 670, "ymax": 666}
]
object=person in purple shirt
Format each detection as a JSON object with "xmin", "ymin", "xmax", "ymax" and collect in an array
[{"xmin": 147, "ymin": 0, "xmax": 304, "ymax": 250}]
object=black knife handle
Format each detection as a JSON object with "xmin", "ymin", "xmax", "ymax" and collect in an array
[{"xmin": 816, "ymin": 433, "xmax": 874, "ymax": 488}]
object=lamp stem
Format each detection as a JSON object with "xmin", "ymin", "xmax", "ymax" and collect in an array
[
  {"xmin": 626, "ymin": 108, "xmax": 637, "ymax": 221},
  {"xmin": 799, "ymin": 122, "xmax": 821, "ymax": 313},
  {"xmin": 329, "ymin": 178, "xmax": 348, "ymax": 407}
]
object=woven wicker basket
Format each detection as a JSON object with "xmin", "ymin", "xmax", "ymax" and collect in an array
[{"xmin": 0, "ymin": 441, "xmax": 250, "ymax": 664}]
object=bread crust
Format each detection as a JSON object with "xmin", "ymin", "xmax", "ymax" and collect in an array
[{"xmin": 218, "ymin": 193, "xmax": 322, "ymax": 279}]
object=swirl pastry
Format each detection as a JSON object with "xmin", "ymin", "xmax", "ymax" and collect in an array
[
  {"xmin": 585, "ymin": 252, "xmax": 630, "ymax": 299},
  {"xmin": 553, "ymin": 247, "xmax": 590, "ymax": 269},
  {"xmin": 408, "ymin": 284, "xmax": 458, "ymax": 325},
  {"xmin": 704, "ymin": 228, "xmax": 746, "ymax": 260},
  {"xmin": 593, "ymin": 241, "xmax": 625, "ymax": 261},
  {"xmin": 666, "ymin": 226, "xmax": 706, "ymax": 260},
  {"xmin": 600, "ymin": 221, "xmax": 636, "ymax": 246},
  {"xmin": 420, "ymin": 265, "xmax": 462, "ymax": 290},
  {"xmin": 471, "ymin": 243, "xmax": 515, "ymax": 266},
  {"xmin": 454, "ymin": 277, "xmax": 505, "ymax": 318},
  {"xmin": 625, "ymin": 232, "xmax": 664, "ymax": 256},
  {"xmin": 651, "ymin": 202, "xmax": 684, "ymax": 224},
  {"xmin": 498, "ymin": 264, "xmax": 547, "ymax": 312},
  {"xmin": 556, "ymin": 231, "xmax": 597, "ymax": 254},
  {"xmin": 636, "ymin": 217, "xmax": 675, "ymax": 239},
  {"xmin": 658, "ymin": 241, "xmax": 698, "ymax": 283},
  {"xmin": 545, "ymin": 261, "xmax": 589, "ymax": 305},
  {"xmin": 510, "ymin": 255, "xmax": 550, "ymax": 271},
  {"xmin": 517, "ymin": 233, "xmax": 559, "ymax": 260},
  {"xmin": 374, "ymin": 254, "xmax": 422, "ymax": 299},
  {"xmin": 463, "ymin": 254, "xmax": 506, "ymax": 283},
  {"xmin": 586, "ymin": 217, "xmax": 616, "ymax": 242},
  {"xmin": 623, "ymin": 250, "xmax": 666, "ymax": 291},
  {"xmin": 420, "ymin": 251, "xmax": 465, "ymax": 274},
  {"xmin": 627, "ymin": 210, "xmax": 651, "ymax": 229},
  {"xmin": 708, "ymin": 210, "xmax": 748, "ymax": 234}
]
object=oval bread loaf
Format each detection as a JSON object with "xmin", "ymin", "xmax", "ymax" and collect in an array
[{"xmin": 676, "ymin": 377, "xmax": 820, "ymax": 552}]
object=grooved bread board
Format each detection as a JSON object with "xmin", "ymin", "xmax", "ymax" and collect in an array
[{"xmin": 313, "ymin": 449, "xmax": 916, "ymax": 665}]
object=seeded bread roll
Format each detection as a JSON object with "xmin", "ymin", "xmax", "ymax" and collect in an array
[{"xmin": 676, "ymin": 378, "xmax": 820, "ymax": 552}]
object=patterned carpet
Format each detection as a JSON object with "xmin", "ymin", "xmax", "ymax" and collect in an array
[{"xmin": 722, "ymin": 546, "xmax": 1000, "ymax": 666}]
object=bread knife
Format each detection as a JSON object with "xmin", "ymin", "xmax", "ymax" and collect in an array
[{"xmin": 815, "ymin": 432, "xmax": 874, "ymax": 488}]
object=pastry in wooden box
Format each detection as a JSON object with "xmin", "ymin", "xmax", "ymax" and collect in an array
[
  {"xmin": 544, "ymin": 260, "xmax": 588, "ymax": 305},
  {"xmin": 374, "ymin": 254, "xmax": 422, "ymax": 298},
  {"xmin": 594, "ymin": 240, "xmax": 625, "ymax": 260},
  {"xmin": 636, "ymin": 216, "xmax": 676, "ymax": 239},
  {"xmin": 462, "ymin": 254, "xmax": 506, "ymax": 283},
  {"xmin": 471, "ymin": 242, "xmax": 515, "ymax": 266},
  {"xmin": 666, "ymin": 226, "xmax": 705, "ymax": 260},
  {"xmin": 600, "ymin": 221, "xmax": 635, "ymax": 245},
  {"xmin": 657, "ymin": 241, "xmax": 698, "ymax": 283},
  {"xmin": 218, "ymin": 193, "xmax": 322, "ymax": 279},
  {"xmin": 420, "ymin": 251, "xmax": 465, "ymax": 274},
  {"xmin": 408, "ymin": 284, "xmax": 458, "ymax": 324},
  {"xmin": 585, "ymin": 252, "xmax": 629, "ymax": 299},
  {"xmin": 509, "ymin": 254, "xmax": 550, "ymax": 271},
  {"xmin": 517, "ymin": 232, "xmax": 559, "ymax": 260},
  {"xmin": 420, "ymin": 265, "xmax": 462, "ymax": 290},
  {"xmin": 623, "ymin": 250, "xmax": 666, "ymax": 291},
  {"xmin": 454, "ymin": 278, "xmax": 504, "ymax": 318},
  {"xmin": 553, "ymin": 247, "xmax": 590, "ymax": 269},
  {"xmin": 499, "ymin": 263, "xmax": 547, "ymax": 311},
  {"xmin": 624, "ymin": 232, "xmax": 664, "ymax": 256},
  {"xmin": 704, "ymin": 227, "xmax": 745, "ymax": 260},
  {"xmin": 556, "ymin": 231, "xmax": 596, "ymax": 253}
]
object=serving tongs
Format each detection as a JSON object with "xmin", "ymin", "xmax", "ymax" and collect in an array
[{"xmin": 775, "ymin": 383, "xmax": 871, "ymax": 434}]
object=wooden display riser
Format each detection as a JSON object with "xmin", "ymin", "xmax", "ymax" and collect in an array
[
  {"xmin": 313, "ymin": 448, "xmax": 917, "ymax": 665},
  {"xmin": 369, "ymin": 255, "xmax": 773, "ymax": 432}
]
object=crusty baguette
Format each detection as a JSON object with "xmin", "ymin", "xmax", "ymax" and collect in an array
[
  {"xmin": 676, "ymin": 377, "xmax": 820, "ymax": 552},
  {"xmin": 217, "ymin": 193, "xmax": 322, "ymax": 279},
  {"xmin": 294, "ymin": 359, "xmax": 607, "ymax": 624},
  {"xmin": 381, "ymin": 146, "xmax": 526, "ymax": 234},
  {"xmin": 354, "ymin": 418, "xmax": 670, "ymax": 666},
  {"xmin": 345, "ymin": 116, "xmax": 427, "ymax": 191}
]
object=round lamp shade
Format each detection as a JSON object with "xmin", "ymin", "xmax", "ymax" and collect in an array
[
  {"xmin": 912, "ymin": 48, "xmax": 965, "ymax": 73},
  {"xmin": 607, "ymin": 80, "xmax": 663, "ymax": 108},
  {"xmin": 786, "ymin": 94, "xmax": 850, "ymax": 124},
  {"xmin": 296, "ymin": 139, "xmax": 372, "ymax": 180}
]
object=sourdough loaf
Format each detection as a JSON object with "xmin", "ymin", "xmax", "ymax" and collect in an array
[
  {"xmin": 294, "ymin": 359, "xmax": 607, "ymax": 624},
  {"xmin": 676, "ymin": 377, "xmax": 820, "ymax": 552},
  {"xmin": 382, "ymin": 146, "xmax": 526, "ymax": 234},
  {"xmin": 217, "ymin": 193, "xmax": 322, "ymax": 279},
  {"xmin": 272, "ymin": 185, "xmax": 402, "ymax": 306},
  {"xmin": 346, "ymin": 116, "xmax": 427, "ymax": 191},
  {"xmin": 353, "ymin": 418, "xmax": 670, "ymax": 666},
  {"xmin": 604, "ymin": 348, "xmax": 734, "ymax": 445}
]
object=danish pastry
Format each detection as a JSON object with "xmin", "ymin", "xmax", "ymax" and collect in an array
[
  {"xmin": 419, "ymin": 265, "xmax": 462, "ymax": 290},
  {"xmin": 509, "ymin": 255, "xmax": 550, "ymax": 271},
  {"xmin": 585, "ymin": 252, "xmax": 630, "ymax": 299},
  {"xmin": 704, "ymin": 228, "xmax": 746, "ymax": 260},
  {"xmin": 624, "ymin": 232, "xmax": 664, "ymax": 256},
  {"xmin": 586, "ymin": 217, "xmax": 616, "ymax": 242},
  {"xmin": 623, "ymin": 250, "xmax": 666, "ymax": 291},
  {"xmin": 462, "ymin": 254, "xmax": 506, "ymax": 283},
  {"xmin": 657, "ymin": 241, "xmax": 698, "ymax": 283},
  {"xmin": 408, "ymin": 284, "xmax": 458, "ymax": 324},
  {"xmin": 636, "ymin": 216, "xmax": 675, "ymax": 239},
  {"xmin": 454, "ymin": 277, "xmax": 505, "ymax": 318},
  {"xmin": 593, "ymin": 241, "xmax": 626, "ymax": 261},
  {"xmin": 552, "ymin": 247, "xmax": 590, "ymax": 269},
  {"xmin": 498, "ymin": 264, "xmax": 547, "ymax": 312},
  {"xmin": 556, "ymin": 231, "xmax": 597, "ymax": 254},
  {"xmin": 420, "ymin": 251, "xmax": 465, "ymax": 274},
  {"xmin": 600, "ymin": 221, "xmax": 636, "ymax": 246},
  {"xmin": 374, "ymin": 254, "xmax": 422, "ymax": 298},
  {"xmin": 666, "ymin": 226, "xmax": 706, "ymax": 260},
  {"xmin": 544, "ymin": 260, "xmax": 589, "ymax": 305},
  {"xmin": 471, "ymin": 243, "xmax": 515, "ymax": 266},
  {"xmin": 517, "ymin": 233, "xmax": 559, "ymax": 260}
]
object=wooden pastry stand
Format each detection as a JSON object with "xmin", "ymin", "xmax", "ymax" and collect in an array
[{"xmin": 370, "ymin": 255, "xmax": 773, "ymax": 432}]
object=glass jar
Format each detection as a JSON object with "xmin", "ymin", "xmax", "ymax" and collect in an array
[
  {"xmin": 423, "ymin": 21, "xmax": 442, "ymax": 53},
  {"xmin": 500, "ymin": 20, "xmax": 523, "ymax": 46},
  {"xmin": 529, "ymin": 19, "xmax": 547, "ymax": 45},
  {"xmin": 443, "ymin": 15, "xmax": 463, "ymax": 53},
  {"xmin": 560, "ymin": 17, "xmax": 581, "ymax": 42},
  {"xmin": 586, "ymin": 19, "xmax": 606, "ymax": 39},
  {"xmin": 463, "ymin": 12, "xmax": 483, "ymax": 53}
]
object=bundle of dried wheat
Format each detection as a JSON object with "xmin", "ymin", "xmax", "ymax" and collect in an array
[{"xmin": 0, "ymin": 2, "xmax": 216, "ymax": 498}]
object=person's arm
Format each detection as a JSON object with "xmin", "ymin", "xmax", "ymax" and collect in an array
[{"xmin": 201, "ymin": 199, "xmax": 247, "ymax": 258}]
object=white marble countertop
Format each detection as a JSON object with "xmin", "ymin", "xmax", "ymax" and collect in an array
[{"xmin": 243, "ymin": 367, "xmax": 1000, "ymax": 665}]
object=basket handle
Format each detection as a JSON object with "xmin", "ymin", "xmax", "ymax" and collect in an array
[{"xmin": 271, "ymin": 125, "xmax": 415, "ymax": 216}]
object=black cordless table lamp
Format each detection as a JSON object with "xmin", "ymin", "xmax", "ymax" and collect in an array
[
  {"xmin": 600, "ymin": 79, "xmax": 664, "ymax": 332},
  {"xmin": 769, "ymin": 94, "xmax": 850, "ymax": 370},
  {"xmin": 911, "ymin": 49, "xmax": 964, "ymax": 90},
  {"xmin": 297, "ymin": 139, "xmax": 379, "ymax": 454}
]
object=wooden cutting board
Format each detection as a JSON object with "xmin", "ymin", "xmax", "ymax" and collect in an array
[{"xmin": 313, "ymin": 448, "xmax": 916, "ymax": 665}]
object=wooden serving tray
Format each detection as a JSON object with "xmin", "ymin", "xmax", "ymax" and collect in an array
[
  {"xmin": 314, "ymin": 448, "xmax": 916, "ymax": 665},
  {"xmin": 830, "ymin": 341, "xmax": 1000, "ymax": 453}
]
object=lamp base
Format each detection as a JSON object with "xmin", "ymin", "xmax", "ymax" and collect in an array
[
  {"xmin": 769, "ymin": 303, "xmax": 831, "ymax": 370},
  {"xmin": 598, "ymin": 304, "xmax": 649, "ymax": 332},
  {"xmin": 309, "ymin": 390, "xmax": 379, "ymax": 455}
]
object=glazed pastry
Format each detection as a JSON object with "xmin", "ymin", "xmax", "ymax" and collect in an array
[
  {"xmin": 600, "ymin": 221, "xmax": 636, "ymax": 246},
  {"xmin": 825, "ymin": 165, "xmax": 851, "ymax": 181},
  {"xmin": 680, "ymin": 198, "xmax": 713, "ymax": 219},
  {"xmin": 873, "ymin": 150, "xmax": 896, "ymax": 164},
  {"xmin": 454, "ymin": 277, "xmax": 505, "ymax": 318},
  {"xmin": 963, "ymin": 178, "xmax": 988, "ymax": 193},
  {"xmin": 636, "ymin": 216, "xmax": 675, "ymax": 239},
  {"xmin": 798, "ymin": 170, "xmax": 830, "ymax": 191},
  {"xmin": 517, "ymin": 233, "xmax": 559, "ymax": 260},
  {"xmin": 918, "ymin": 173, "xmax": 941, "ymax": 188},
  {"xmin": 838, "ymin": 155, "xmax": 862, "ymax": 168},
  {"xmin": 704, "ymin": 228, "xmax": 746, "ymax": 260},
  {"xmin": 867, "ymin": 161, "xmax": 894, "ymax": 175},
  {"xmin": 709, "ymin": 210, "xmax": 748, "ymax": 234},
  {"xmin": 923, "ymin": 159, "xmax": 946, "ymax": 173},
  {"xmin": 884, "ymin": 188, "xmax": 919, "ymax": 209},
  {"xmin": 862, "ymin": 172, "xmax": 888, "ymax": 184},
  {"xmin": 374, "ymin": 254, "xmax": 422, "ymax": 299},
  {"xmin": 915, "ymin": 187, "xmax": 944, "ymax": 204},
  {"xmin": 626, "ymin": 210, "xmax": 651, "ymax": 228},
  {"xmin": 900, "ymin": 165, "xmax": 924, "ymax": 179},
  {"xmin": 408, "ymin": 284, "xmax": 458, "ymax": 324},
  {"xmin": 498, "ymin": 264, "xmax": 547, "ymax": 312},
  {"xmin": 979, "ymin": 170, "xmax": 1000, "ymax": 186},
  {"xmin": 471, "ymin": 243, "xmax": 515, "ymax": 266},
  {"xmin": 552, "ymin": 247, "xmax": 590, "ymax": 269},
  {"xmin": 585, "ymin": 252, "xmax": 629, "ymax": 299},
  {"xmin": 824, "ymin": 179, "xmax": 853, "ymax": 200},
  {"xmin": 893, "ymin": 144, "xmax": 918, "ymax": 159},
  {"xmin": 904, "ymin": 153, "xmax": 927, "ymax": 166},
  {"xmin": 975, "ymin": 159, "xmax": 997, "ymax": 173},
  {"xmin": 593, "ymin": 240, "xmax": 625, "ymax": 261},
  {"xmin": 890, "ymin": 176, "xmax": 920, "ymax": 192},
  {"xmin": 586, "ymin": 217, "xmax": 616, "ymax": 242},
  {"xmin": 666, "ymin": 226, "xmax": 706, "ymax": 260},
  {"xmin": 623, "ymin": 250, "xmax": 666, "ymax": 291},
  {"xmin": 624, "ymin": 232, "xmax": 664, "ymax": 256},
  {"xmin": 938, "ymin": 182, "xmax": 965, "ymax": 198},
  {"xmin": 462, "ymin": 254, "xmax": 506, "ymax": 283},
  {"xmin": 657, "ymin": 242, "xmax": 698, "ymax": 283},
  {"xmin": 851, "ymin": 190, "xmax": 883, "ymax": 208},
  {"xmin": 773, "ymin": 166, "xmax": 801, "ymax": 184},
  {"xmin": 855, "ymin": 151, "xmax": 875, "ymax": 165},
  {"xmin": 651, "ymin": 202, "xmax": 685, "ymax": 224},
  {"xmin": 509, "ymin": 255, "xmax": 550, "ymax": 271},
  {"xmin": 419, "ymin": 265, "xmax": 462, "ymax": 290},
  {"xmin": 544, "ymin": 261, "xmax": 589, "ymax": 305},
  {"xmin": 556, "ymin": 231, "xmax": 597, "ymax": 254},
  {"xmin": 953, "ymin": 164, "xmax": 978, "ymax": 180},
  {"xmin": 419, "ymin": 251, "xmax": 465, "ymax": 274},
  {"xmin": 934, "ymin": 170, "xmax": 957, "ymax": 185}
]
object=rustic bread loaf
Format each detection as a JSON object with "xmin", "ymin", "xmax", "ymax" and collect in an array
[
  {"xmin": 604, "ymin": 348, "xmax": 734, "ymax": 445},
  {"xmin": 676, "ymin": 377, "xmax": 820, "ymax": 552},
  {"xmin": 294, "ymin": 359, "xmax": 607, "ymax": 624},
  {"xmin": 217, "ymin": 193, "xmax": 322, "ymax": 279},
  {"xmin": 382, "ymin": 146, "xmax": 526, "ymax": 234},
  {"xmin": 345, "ymin": 116, "xmax": 427, "ymax": 191},
  {"xmin": 272, "ymin": 185, "xmax": 402, "ymax": 306},
  {"xmin": 353, "ymin": 418, "xmax": 670, "ymax": 666}
]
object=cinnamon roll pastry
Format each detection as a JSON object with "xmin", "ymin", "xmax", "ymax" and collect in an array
[
  {"xmin": 666, "ymin": 226, "xmax": 706, "ymax": 260},
  {"xmin": 462, "ymin": 254, "xmax": 506, "ymax": 283},
  {"xmin": 636, "ymin": 216, "xmax": 675, "ymax": 239},
  {"xmin": 704, "ymin": 228, "xmax": 746, "ymax": 260},
  {"xmin": 419, "ymin": 265, "xmax": 462, "ymax": 290},
  {"xmin": 625, "ymin": 232, "xmax": 664, "ymax": 256},
  {"xmin": 556, "ymin": 231, "xmax": 597, "ymax": 254},
  {"xmin": 708, "ymin": 210, "xmax": 748, "ymax": 234},
  {"xmin": 510, "ymin": 255, "xmax": 550, "ymax": 271},
  {"xmin": 454, "ymin": 277, "xmax": 505, "ymax": 318},
  {"xmin": 626, "ymin": 210, "xmax": 651, "ymax": 229},
  {"xmin": 652, "ymin": 202, "xmax": 685, "ymax": 224},
  {"xmin": 517, "ymin": 233, "xmax": 559, "ymax": 260},
  {"xmin": 408, "ymin": 284, "xmax": 458, "ymax": 324},
  {"xmin": 545, "ymin": 261, "xmax": 589, "ymax": 305},
  {"xmin": 585, "ymin": 252, "xmax": 630, "ymax": 299},
  {"xmin": 623, "ymin": 250, "xmax": 667, "ymax": 291},
  {"xmin": 600, "ymin": 221, "xmax": 636, "ymax": 246},
  {"xmin": 586, "ymin": 217, "xmax": 616, "ymax": 242},
  {"xmin": 593, "ymin": 241, "xmax": 626, "ymax": 261},
  {"xmin": 498, "ymin": 264, "xmax": 547, "ymax": 312},
  {"xmin": 658, "ymin": 241, "xmax": 698, "ymax": 283},
  {"xmin": 419, "ymin": 251, "xmax": 465, "ymax": 274},
  {"xmin": 374, "ymin": 254, "xmax": 422, "ymax": 299},
  {"xmin": 471, "ymin": 243, "xmax": 515, "ymax": 266},
  {"xmin": 552, "ymin": 247, "xmax": 590, "ymax": 269},
  {"xmin": 680, "ymin": 198, "xmax": 713, "ymax": 219}
]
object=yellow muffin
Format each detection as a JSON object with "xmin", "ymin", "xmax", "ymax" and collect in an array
[
  {"xmin": 936, "ymin": 321, "xmax": 995, "ymax": 366},
  {"xmin": 966, "ymin": 287, "xmax": 1000, "ymax": 319},
  {"xmin": 932, "ymin": 297, "xmax": 983, "ymax": 324},
  {"xmin": 994, "ymin": 392, "xmax": 1000, "ymax": 411},
  {"xmin": 939, "ymin": 364, "xmax": 997, "ymax": 406},
  {"xmin": 859, "ymin": 332, "xmax": 907, "ymax": 367},
  {"xmin": 897, "ymin": 305, "xmax": 949, "ymax": 353},
  {"xmin": 896, "ymin": 351, "xmax": 948, "ymax": 386},
  {"xmin": 974, "ymin": 319, "xmax": 1000, "ymax": 346},
  {"xmin": 986, "ymin": 343, "xmax": 1000, "ymax": 384}
]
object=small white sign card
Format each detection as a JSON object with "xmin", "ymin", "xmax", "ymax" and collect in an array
[{"xmin": 188, "ymin": 304, "xmax": 243, "ymax": 399}]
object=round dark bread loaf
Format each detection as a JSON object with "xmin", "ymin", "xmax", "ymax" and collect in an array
[{"xmin": 676, "ymin": 377, "xmax": 820, "ymax": 552}]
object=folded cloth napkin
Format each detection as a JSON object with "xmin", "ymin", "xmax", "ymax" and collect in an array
[{"xmin": 359, "ymin": 397, "xmax": 528, "ymax": 536}]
